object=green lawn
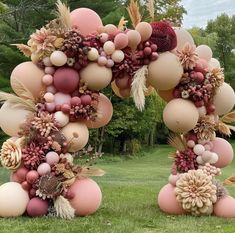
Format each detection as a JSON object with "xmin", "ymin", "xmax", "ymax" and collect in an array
[{"xmin": 0, "ymin": 144, "xmax": 235, "ymax": 233}]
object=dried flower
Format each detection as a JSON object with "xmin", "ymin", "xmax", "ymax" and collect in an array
[
  {"xmin": 0, "ymin": 139, "xmax": 22, "ymax": 170},
  {"xmin": 199, "ymin": 163, "xmax": 221, "ymax": 177},
  {"xmin": 177, "ymin": 42, "xmax": 198, "ymax": 70},
  {"xmin": 54, "ymin": 195, "xmax": 75, "ymax": 219},
  {"xmin": 175, "ymin": 169, "xmax": 217, "ymax": 216},
  {"xmin": 207, "ymin": 68, "xmax": 224, "ymax": 92},
  {"xmin": 213, "ymin": 179, "xmax": 229, "ymax": 200}
]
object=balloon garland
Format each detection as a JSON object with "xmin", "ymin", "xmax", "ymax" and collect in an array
[{"xmin": 0, "ymin": 0, "xmax": 234, "ymax": 218}]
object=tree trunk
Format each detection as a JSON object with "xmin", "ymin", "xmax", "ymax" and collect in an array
[{"xmin": 98, "ymin": 127, "xmax": 105, "ymax": 153}]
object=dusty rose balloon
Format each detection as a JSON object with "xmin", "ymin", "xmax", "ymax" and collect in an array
[
  {"xmin": 84, "ymin": 94, "xmax": 113, "ymax": 129},
  {"xmin": 54, "ymin": 92, "xmax": 71, "ymax": 106},
  {"xmin": 37, "ymin": 163, "xmax": 51, "ymax": 176},
  {"xmin": 46, "ymin": 102, "xmax": 56, "ymax": 112},
  {"xmin": 126, "ymin": 30, "xmax": 141, "ymax": 51},
  {"xmin": 135, "ymin": 22, "xmax": 152, "ymax": 42},
  {"xmin": 10, "ymin": 172, "xmax": 22, "ymax": 183},
  {"xmin": 195, "ymin": 45, "xmax": 213, "ymax": 62},
  {"xmin": 46, "ymin": 151, "xmax": 60, "ymax": 165},
  {"xmin": 211, "ymin": 137, "xmax": 234, "ymax": 168},
  {"xmin": 148, "ymin": 52, "xmax": 183, "ymax": 90},
  {"xmin": 80, "ymin": 63, "xmax": 112, "ymax": 90},
  {"xmin": 61, "ymin": 122, "xmax": 89, "ymax": 152},
  {"xmin": 174, "ymin": 27, "xmax": 195, "ymax": 51},
  {"xmin": 0, "ymin": 101, "xmax": 33, "ymax": 136},
  {"xmin": 214, "ymin": 196, "xmax": 235, "ymax": 218},
  {"xmin": 10, "ymin": 61, "xmax": 45, "ymax": 99},
  {"xmin": 115, "ymin": 74, "xmax": 130, "ymax": 89},
  {"xmin": 163, "ymin": 99, "xmax": 199, "ymax": 133},
  {"xmin": 68, "ymin": 178, "xmax": 102, "ymax": 216},
  {"xmin": 114, "ymin": 33, "xmax": 129, "ymax": 49},
  {"xmin": 157, "ymin": 89, "xmax": 174, "ymax": 102},
  {"xmin": 0, "ymin": 182, "xmax": 29, "ymax": 217},
  {"xmin": 42, "ymin": 74, "xmax": 53, "ymax": 86},
  {"xmin": 213, "ymin": 82, "xmax": 235, "ymax": 116},
  {"xmin": 27, "ymin": 197, "xmax": 48, "ymax": 217},
  {"xmin": 21, "ymin": 181, "xmax": 31, "ymax": 191},
  {"xmin": 158, "ymin": 184, "xmax": 185, "ymax": 215},
  {"xmin": 47, "ymin": 85, "xmax": 57, "ymax": 94},
  {"xmin": 26, "ymin": 170, "xmax": 39, "ymax": 184},
  {"xmin": 16, "ymin": 167, "xmax": 29, "ymax": 182},
  {"xmin": 70, "ymin": 8, "xmax": 103, "ymax": 36}
]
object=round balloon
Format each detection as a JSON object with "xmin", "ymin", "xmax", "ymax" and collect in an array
[
  {"xmin": 158, "ymin": 184, "xmax": 185, "ymax": 215},
  {"xmin": 111, "ymin": 81, "xmax": 124, "ymax": 98},
  {"xmin": 208, "ymin": 58, "xmax": 220, "ymax": 70},
  {"xmin": 163, "ymin": 99, "xmax": 199, "ymax": 133},
  {"xmin": 157, "ymin": 89, "xmax": 174, "ymax": 102},
  {"xmin": 61, "ymin": 122, "xmax": 89, "ymax": 152},
  {"xmin": 68, "ymin": 178, "xmax": 102, "ymax": 216},
  {"xmin": 70, "ymin": 8, "xmax": 103, "ymax": 36},
  {"xmin": 148, "ymin": 52, "xmax": 183, "ymax": 91},
  {"xmin": 10, "ymin": 61, "xmax": 45, "ymax": 99},
  {"xmin": 0, "ymin": 101, "xmax": 33, "ymax": 136},
  {"xmin": 214, "ymin": 196, "xmax": 235, "ymax": 218},
  {"xmin": 27, "ymin": 197, "xmax": 48, "ymax": 217},
  {"xmin": 0, "ymin": 182, "xmax": 29, "ymax": 217},
  {"xmin": 174, "ymin": 27, "xmax": 195, "ymax": 51},
  {"xmin": 195, "ymin": 45, "xmax": 213, "ymax": 62}
]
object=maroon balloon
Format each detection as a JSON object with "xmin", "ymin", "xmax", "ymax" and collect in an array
[
  {"xmin": 26, "ymin": 170, "xmax": 39, "ymax": 184},
  {"xmin": 29, "ymin": 188, "xmax": 36, "ymax": 198},
  {"xmin": 80, "ymin": 95, "xmax": 92, "ymax": 105},
  {"xmin": 53, "ymin": 68, "xmax": 80, "ymax": 93},
  {"xmin": 15, "ymin": 167, "xmax": 29, "ymax": 182},
  {"xmin": 27, "ymin": 198, "xmax": 48, "ymax": 217},
  {"xmin": 61, "ymin": 104, "xmax": 71, "ymax": 113},
  {"xmin": 71, "ymin": 96, "xmax": 81, "ymax": 106},
  {"xmin": 115, "ymin": 75, "xmax": 130, "ymax": 89},
  {"xmin": 21, "ymin": 181, "xmax": 31, "ymax": 191}
]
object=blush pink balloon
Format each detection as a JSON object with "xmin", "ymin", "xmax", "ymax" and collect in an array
[
  {"xmin": 158, "ymin": 184, "xmax": 185, "ymax": 215},
  {"xmin": 114, "ymin": 33, "xmax": 129, "ymax": 49},
  {"xmin": 70, "ymin": 8, "xmax": 103, "ymax": 36},
  {"xmin": 126, "ymin": 30, "xmax": 141, "ymax": 51},
  {"xmin": 68, "ymin": 178, "xmax": 102, "ymax": 216},
  {"xmin": 54, "ymin": 92, "xmax": 71, "ymax": 106},
  {"xmin": 214, "ymin": 196, "xmax": 235, "ymax": 218},
  {"xmin": 46, "ymin": 151, "xmax": 60, "ymax": 165},
  {"xmin": 16, "ymin": 167, "xmax": 29, "ymax": 182},
  {"xmin": 211, "ymin": 137, "xmax": 234, "ymax": 168},
  {"xmin": 10, "ymin": 172, "xmax": 22, "ymax": 183},
  {"xmin": 26, "ymin": 170, "xmax": 39, "ymax": 184},
  {"xmin": 84, "ymin": 94, "xmax": 113, "ymax": 128},
  {"xmin": 37, "ymin": 163, "xmax": 51, "ymax": 176},
  {"xmin": 27, "ymin": 197, "xmax": 48, "ymax": 217}
]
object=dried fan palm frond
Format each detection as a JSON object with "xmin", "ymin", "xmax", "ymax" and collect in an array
[
  {"xmin": 168, "ymin": 134, "xmax": 187, "ymax": 152},
  {"xmin": 146, "ymin": 0, "xmax": 155, "ymax": 21},
  {"xmin": 80, "ymin": 167, "xmax": 105, "ymax": 177},
  {"xmin": 55, "ymin": 0, "xmax": 71, "ymax": 31},
  {"xmin": 54, "ymin": 195, "xmax": 75, "ymax": 219},
  {"xmin": 131, "ymin": 65, "xmax": 148, "ymax": 111},
  {"xmin": 217, "ymin": 121, "xmax": 232, "ymax": 136},
  {"xmin": 11, "ymin": 44, "xmax": 32, "ymax": 57},
  {"xmin": 118, "ymin": 16, "xmax": 128, "ymax": 31},
  {"xmin": 0, "ymin": 92, "xmax": 36, "ymax": 112},
  {"xmin": 127, "ymin": 0, "xmax": 142, "ymax": 27},
  {"xmin": 221, "ymin": 111, "xmax": 235, "ymax": 123},
  {"xmin": 224, "ymin": 173, "xmax": 235, "ymax": 186}
]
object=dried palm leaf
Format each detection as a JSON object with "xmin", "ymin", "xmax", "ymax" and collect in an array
[
  {"xmin": 224, "ymin": 173, "xmax": 235, "ymax": 186},
  {"xmin": 221, "ymin": 111, "xmax": 235, "ymax": 123},
  {"xmin": 80, "ymin": 167, "xmax": 105, "ymax": 177},
  {"xmin": 168, "ymin": 134, "xmax": 187, "ymax": 152},
  {"xmin": 55, "ymin": 0, "xmax": 71, "ymax": 31},
  {"xmin": 118, "ymin": 16, "xmax": 128, "ymax": 31},
  {"xmin": 54, "ymin": 195, "xmax": 75, "ymax": 219},
  {"xmin": 228, "ymin": 125, "xmax": 235, "ymax": 132},
  {"xmin": 146, "ymin": 0, "xmax": 155, "ymax": 21},
  {"xmin": 11, "ymin": 44, "xmax": 32, "ymax": 57},
  {"xmin": 0, "ymin": 92, "xmax": 36, "ymax": 112},
  {"xmin": 217, "ymin": 121, "xmax": 232, "ymax": 136},
  {"xmin": 127, "ymin": 0, "xmax": 142, "ymax": 27},
  {"xmin": 131, "ymin": 65, "xmax": 148, "ymax": 111}
]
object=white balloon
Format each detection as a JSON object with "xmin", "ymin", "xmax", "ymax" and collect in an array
[
  {"xmin": 208, "ymin": 58, "xmax": 220, "ymax": 70},
  {"xmin": 195, "ymin": 45, "xmax": 213, "ymax": 62},
  {"xmin": 174, "ymin": 27, "xmax": 195, "ymax": 51}
]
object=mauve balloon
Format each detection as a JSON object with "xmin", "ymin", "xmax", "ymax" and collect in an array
[{"xmin": 27, "ymin": 197, "xmax": 48, "ymax": 217}]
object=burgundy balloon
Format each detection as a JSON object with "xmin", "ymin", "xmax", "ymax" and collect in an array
[
  {"xmin": 26, "ymin": 170, "xmax": 39, "ymax": 184},
  {"xmin": 21, "ymin": 181, "xmax": 31, "ymax": 191},
  {"xmin": 29, "ymin": 188, "xmax": 36, "ymax": 198},
  {"xmin": 115, "ymin": 75, "xmax": 130, "ymax": 89},
  {"xmin": 80, "ymin": 95, "xmax": 92, "ymax": 105},
  {"xmin": 53, "ymin": 68, "xmax": 80, "ymax": 93},
  {"xmin": 61, "ymin": 104, "xmax": 71, "ymax": 113},
  {"xmin": 27, "ymin": 198, "xmax": 49, "ymax": 217},
  {"xmin": 71, "ymin": 96, "xmax": 82, "ymax": 106},
  {"xmin": 15, "ymin": 167, "xmax": 29, "ymax": 182}
]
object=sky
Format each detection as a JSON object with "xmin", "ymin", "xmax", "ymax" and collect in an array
[{"xmin": 181, "ymin": 0, "xmax": 235, "ymax": 28}]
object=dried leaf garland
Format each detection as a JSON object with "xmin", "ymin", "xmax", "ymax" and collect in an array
[
  {"xmin": 221, "ymin": 111, "xmax": 235, "ymax": 123},
  {"xmin": 127, "ymin": 0, "xmax": 142, "ymax": 27},
  {"xmin": 224, "ymin": 173, "xmax": 235, "ymax": 186},
  {"xmin": 131, "ymin": 65, "xmax": 148, "ymax": 111},
  {"xmin": 118, "ymin": 16, "xmax": 128, "ymax": 31},
  {"xmin": 168, "ymin": 134, "xmax": 187, "ymax": 152},
  {"xmin": 80, "ymin": 167, "xmax": 105, "ymax": 177},
  {"xmin": 11, "ymin": 44, "xmax": 32, "ymax": 57},
  {"xmin": 217, "ymin": 121, "xmax": 232, "ymax": 136},
  {"xmin": 54, "ymin": 195, "xmax": 75, "ymax": 219},
  {"xmin": 146, "ymin": 0, "xmax": 155, "ymax": 21}
]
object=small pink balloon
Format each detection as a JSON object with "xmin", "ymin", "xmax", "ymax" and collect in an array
[
  {"xmin": 98, "ymin": 56, "xmax": 108, "ymax": 66},
  {"xmin": 214, "ymin": 196, "xmax": 235, "ymax": 218},
  {"xmin": 27, "ymin": 197, "xmax": 48, "ymax": 217},
  {"xmin": 21, "ymin": 181, "xmax": 31, "ymax": 191},
  {"xmin": 158, "ymin": 184, "xmax": 185, "ymax": 215},
  {"xmin": 42, "ymin": 74, "xmax": 53, "ymax": 86},
  {"xmin": 104, "ymin": 24, "xmax": 118, "ymax": 35},
  {"xmin": 37, "ymin": 163, "xmax": 51, "ymax": 176},
  {"xmin": 126, "ymin": 30, "xmax": 141, "ymax": 51},
  {"xmin": 54, "ymin": 92, "xmax": 71, "ymax": 106},
  {"xmin": 194, "ymin": 58, "xmax": 208, "ymax": 74},
  {"xmin": 46, "ymin": 85, "xmax": 57, "ymax": 94},
  {"xmin": 46, "ymin": 102, "xmax": 56, "ymax": 112},
  {"xmin": 68, "ymin": 178, "xmax": 102, "ymax": 216},
  {"xmin": 29, "ymin": 188, "xmax": 36, "ymax": 198},
  {"xmin": 99, "ymin": 33, "xmax": 109, "ymax": 43},
  {"xmin": 26, "ymin": 170, "xmax": 39, "ymax": 184},
  {"xmin": 114, "ymin": 33, "xmax": 129, "ymax": 49},
  {"xmin": 46, "ymin": 151, "xmax": 60, "ymax": 165},
  {"xmin": 71, "ymin": 97, "xmax": 81, "ymax": 106},
  {"xmin": 16, "ymin": 167, "xmax": 29, "ymax": 182},
  {"xmin": 44, "ymin": 67, "xmax": 55, "ymax": 75},
  {"xmin": 44, "ymin": 92, "xmax": 54, "ymax": 103},
  {"xmin": 10, "ymin": 172, "xmax": 22, "ymax": 183},
  {"xmin": 106, "ymin": 59, "xmax": 114, "ymax": 68},
  {"xmin": 211, "ymin": 137, "xmax": 234, "ymax": 168},
  {"xmin": 70, "ymin": 8, "xmax": 103, "ymax": 36},
  {"xmin": 80, "ymin": 95, "xmax": 92, "ymax": 106}
]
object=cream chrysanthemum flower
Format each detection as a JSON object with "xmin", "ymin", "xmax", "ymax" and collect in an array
[
  {"xmin": 0, "ymin": 138, "xmax": 23, "ymax": 170},
  {"xmin": 175, "ymin": 169, "xmax": 217, "ymax": 216}
]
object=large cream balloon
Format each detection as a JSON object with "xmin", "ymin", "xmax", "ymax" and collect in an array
[
  {"xmin": 0, "ymin": 182, "xmax": 29, "ymax": 217},
  {"xmin": 208, "ymin": 58, "xmax": 220, "ymax": 70},
  {"xmin": 0, "ymin": 101, "xmax": 33, "ymax": 136},
  {"xmin": 174, "ymin": 27, "xmax": 195, "ymax": 51},
  {"xmin": 61, "ymin": 122, "xmax": 89, "ymax": 152},
  {"xmin": 80, "ymin": 63, "xmax": 112, "ymax": 91},
  {"xmin": 148, "ymin": 52, "xmax": 183, "ymax": 91},
  {"xmin": 10, "ymin": 62, "xmax": 45, "ymax": 99},
  {"xmin": 195, "ymin": 45, "xmax": 213, "ymax": 62},
  {"xmin": 213, "ymin": 82, "xmax": 235, "ymax": 116},
  {"xmin": 163, "ymin": 99, "xmax": 199, "ymax": 133}
]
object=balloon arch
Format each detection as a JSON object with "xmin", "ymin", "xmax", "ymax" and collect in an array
[{"xmin": 0, "ymin": 0, "xmax": 235, "ymax": 218}]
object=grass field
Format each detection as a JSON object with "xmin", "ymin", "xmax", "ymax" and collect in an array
[{"xmin": 0, "ymin": 144, "xmax": 235, "ymax": 233}]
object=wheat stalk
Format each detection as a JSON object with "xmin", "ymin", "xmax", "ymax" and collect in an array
[
  {"xmin": 56, "ymin": 0, "xmax": 71, "ymax": 30},
  {"xmin": 118, "ymin": 16, "xmax": 128, "ymax": 31},
  {"xmin": 127, "ymin": 0, "xmax": 142, "ymax": 27},
  {"xmin": 54, "ymin": 195, "xmax": 75, "ymax": 219},
  {"xmin": 146, "ymin": 0, "xmax": 155, "ymax": 21},
  {"xmin": 168, "ymin": 134, "xmax": 187, "ymax": 152},
  {"xmin": 221, "ymin": 111, "xmax": 235, "ymax": 123}
]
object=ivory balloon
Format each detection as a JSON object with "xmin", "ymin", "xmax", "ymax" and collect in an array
[
  {"xmin": 84, "ymin": 94, "xmax": 113, "ymax": 128},
  {"xmin": 135, "ymin": 22, "xmax": 152, "ymax": 42},
  {"xmin": 0, "ymin": 101, "xmax": 33, "ymax": 136},
  {"xmin": 174, "ymin": 27, "xmax": 195, "ymax": 51},
  {"xmin": 70, "ymin": 8, "xmax": 103, "ymax": 36},
  {"xmin": 148, "ymin": 52, "xmax": 183, "ymax": 90},
  {"xmin": 61, "ymin": 122, "xmax": 89, "ymax": 152},
  {"xmin": 10, "ymin": 61, "xmax": 45, "ymax": 99},
  {"xmin": 0, "ymin": 182, "xmax": 29, "ymax": 217},
  {"xmin": 68, "ymin": 178, "xmax": 102, "ymax": 216},
  {"xmin": 195, "ymin": 45, "xmax": 213, "ymax": 62},
  {"xmin": 163, "ymin": 99, "xmax": 199, "ymax": 133},
  {"xmin": 213, "ymin": 82, "xmax": 235, "ymax": 116},
  {"xmin": 214, "ymin": 196, "xmax": 235, "ymax": 218},
  {"xmin": 80, "ymin": 63, "xmax": 112, "ymax": 91},
  {"xmin": 126, "ymin": 30, "xmax": 141, "ymax": 51},
  {"xmin": 208, "ymin": 58, "xmax": 220, "ymax": 70}
]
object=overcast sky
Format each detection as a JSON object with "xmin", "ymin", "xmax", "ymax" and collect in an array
[{"xmin": 181, "ymin": 0, "xmax": 235, "ymax": 29}]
